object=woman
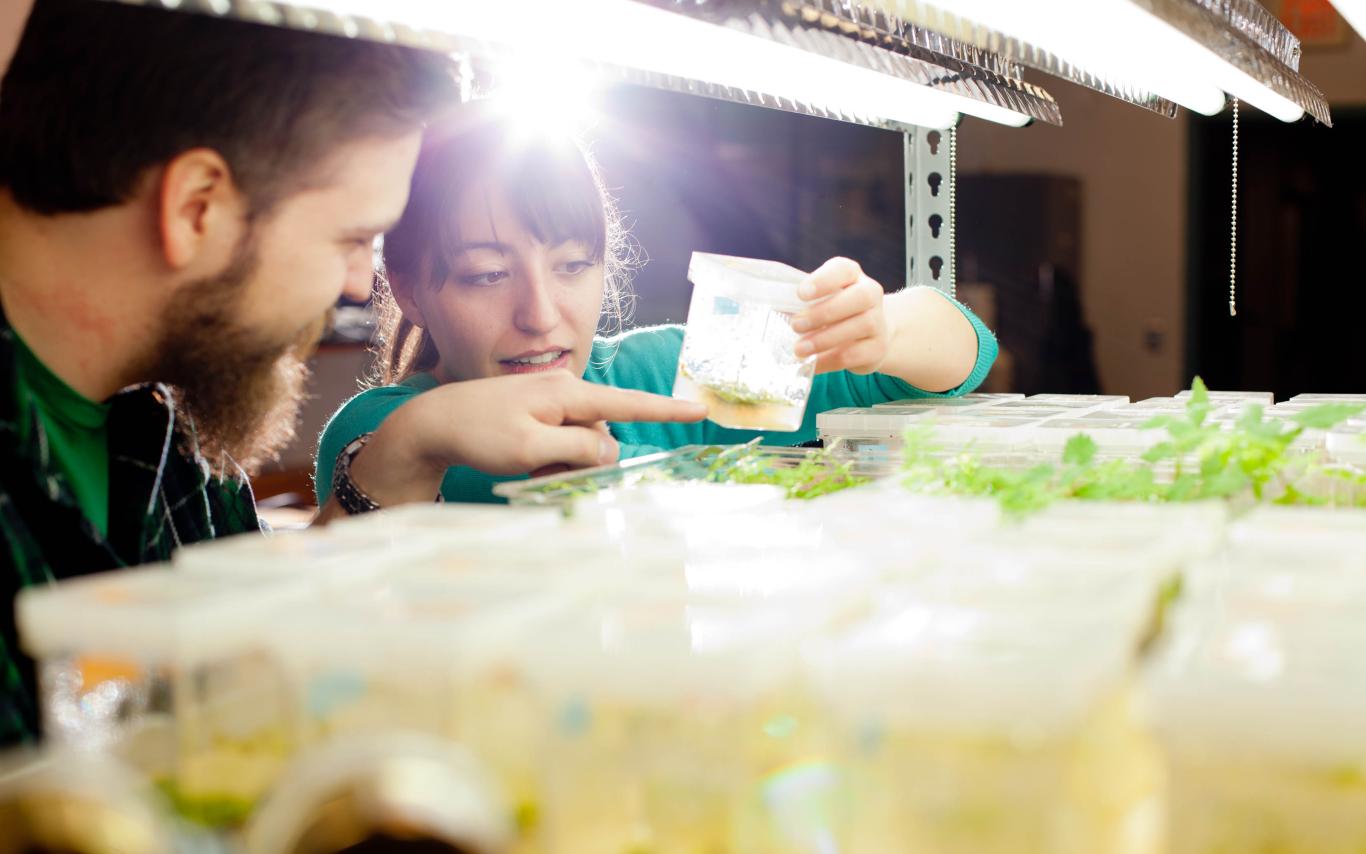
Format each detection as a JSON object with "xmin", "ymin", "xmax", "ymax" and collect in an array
[{"xmin": 316, "ymin": 110, "xmax": 997, "ymax": 506}]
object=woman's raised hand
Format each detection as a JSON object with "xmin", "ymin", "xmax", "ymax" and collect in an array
[
  {"xmin": 790, "ymin": 257, "xmax": 890, "ymax": 376},
  {"xmin": 789, "ymin": 256, "xmax": 980, "ymax": 392}
]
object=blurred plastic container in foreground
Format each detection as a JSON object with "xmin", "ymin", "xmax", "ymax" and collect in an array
[
  {"xmin": 17, "ymin": 566, "xmax": 311, "ymax": 828},
  {"xmin": 246, "ymin": 732, "xmax": 510, "ymax": 854}
]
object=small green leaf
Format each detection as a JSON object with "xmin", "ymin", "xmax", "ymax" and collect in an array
[
  {"xmin": 1290, "ymin": 404, "xmax": 1366, "ymax": 430},
  {"xmin": 1140, "ymin": 414, "xmax": 1178, "ymax": 431},
  {"xmin": 1188, "ymin": 376, "xmax": 1209, "ymax": 406},
  {"xmin": 1063, "ymin": 434, "xmax": 1097, "ymax": 466}
]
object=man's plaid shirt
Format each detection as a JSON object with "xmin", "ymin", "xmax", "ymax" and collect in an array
[{"xmin": 0, "ymin": 307, "xmax": 261, "ymax": 746}]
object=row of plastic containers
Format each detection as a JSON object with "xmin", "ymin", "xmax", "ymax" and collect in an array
[
  {"xmin": 817, "ymin": 391, "xmax": 1366, "ymax": 483},
  {"xmin": 11, "ymin": 478, "xmax": 1366, "ymax": 852}
]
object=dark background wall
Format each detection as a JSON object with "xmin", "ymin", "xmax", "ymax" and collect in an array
[{"xmin": 1187, "ymin": 108, "xmax": 1366, "ymax": 397}]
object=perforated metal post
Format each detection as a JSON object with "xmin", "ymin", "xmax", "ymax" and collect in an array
[{"xmin": 904, "ymin": 127, "xmax": 954, "ymax": 296}]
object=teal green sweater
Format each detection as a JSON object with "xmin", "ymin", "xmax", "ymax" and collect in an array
[{"xmin": 316, "ymin": 308, "xmax": 997, "ymax": 504}]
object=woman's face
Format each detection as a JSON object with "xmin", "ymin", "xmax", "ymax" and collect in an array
[{"xmin": 406, "ymin": 175, "xmax": 606, "ymax": 383}]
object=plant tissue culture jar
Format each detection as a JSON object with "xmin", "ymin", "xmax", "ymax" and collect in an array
[{"xmin": 673, "ymin": 252, "xmax": 816, "ymax": 432}]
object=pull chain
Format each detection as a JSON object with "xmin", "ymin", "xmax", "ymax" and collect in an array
[
  {"xmin": 1229, "ymin": 98, "xmax": 1239, "ymax": 317},
  {"xmin": 948, "ymin": 124, "xmax": 957, "ymax": 299}
]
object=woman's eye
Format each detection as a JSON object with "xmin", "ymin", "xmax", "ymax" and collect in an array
[
  {"xmin": 459, "ymin": 270, "xmax": 509, "ymax": 287},
  {"xmin": 559, "ymin": 260, "xmax": 593, "ymax": 276}
]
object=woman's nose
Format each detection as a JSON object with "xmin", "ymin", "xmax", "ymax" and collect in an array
[{"xmin": 513, "ymin": 270, "xmax": 560, "ymax": 335}]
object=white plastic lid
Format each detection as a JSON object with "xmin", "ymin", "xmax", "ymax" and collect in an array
[
  {"xmin": 687, "ymin": 251, "xmax": 809, "ymax": 313},
  {"xmin": 328, "ymin": 501, "xmax": 562, "ymax": 544},
  {"xmin": 267, "ymin": 571, "xmax": 569, "ymax": 680},
  {"xmin": 1290, "ymin": 393, "xmax": 1366, "ymax": 402},
  {"xmin": 1027, "ymin": 394, "xmax": 1131, "ymax": 405},
  {"xmin": 1175, "ymin": 389, "xmax": 1273, "ymax": 404},
  {"xmin": 817, "ymin": 407, "xmax": 928, "ymax": 435},
  {"xmin": 17, "ymin": 565, "xmax": 314, "ymax": 664},
  {"xmin": 804, "ymin": 596, "xmax": 1137, "ymax": 736},
  {"xmin": 173, "ymin": 528, "xmax": 430, "ymax": 587}
]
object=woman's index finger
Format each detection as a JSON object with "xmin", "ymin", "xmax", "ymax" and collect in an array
[{"xmin": 799, "ymin": 256, "xmax": 862, "ymax": 300}]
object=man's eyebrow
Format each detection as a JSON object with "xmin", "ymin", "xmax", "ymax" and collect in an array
[{"xmin": 343, "ymin": 217, "xmax": 402, "ymax": 237}]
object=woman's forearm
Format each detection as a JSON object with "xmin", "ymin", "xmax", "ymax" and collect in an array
[{"xmin": 879, "ymin": 286, "xmax": 980, "ymax": 393}]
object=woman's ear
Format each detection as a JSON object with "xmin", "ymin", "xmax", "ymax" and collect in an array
[
  {"xmin": 158, "ymin": 147, "xmax": 246, "ymax": 272},
  {"xmin": 388, "ymin": 271, "xmax": 428, "ymax": 330}
]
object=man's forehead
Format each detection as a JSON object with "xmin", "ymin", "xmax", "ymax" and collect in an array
[{"xmin": 290, "ymin": 131, "xmax": 422, "ymax": 211}]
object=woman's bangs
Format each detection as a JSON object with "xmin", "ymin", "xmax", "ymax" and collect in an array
[{"xmin": 501, "ymin": 139, "xmax": 607, "ymax": 262}]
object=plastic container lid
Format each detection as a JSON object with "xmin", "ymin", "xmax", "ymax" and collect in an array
[
  {"xmin": 172, "ymin": 528, "xmax": 432, "ymax": 587},
  {"xmin": 804, "ymin": 595, "xmax": 1137, "ymax": 736},
  {"xmin": 267, "ymin": 571, "xmax": 571, "ymax": 681},
  {"xmin": 327, "ymin": 501, "xmax": 562, "ymax": 545},
  {"xmin": 1175, "ymin": 389, "xmax": 1273, "ymax": 404},
  {"xmin": 18, "ymin": 565, "xmax": 315, "ymax": 665},
  {"xmin": 817, "ymin": 407, "xmax": 930, "ymax": 436},
  {"xmin": 687, "ymin": 252, "xmax": 809, "ymax": 313},
  {"xmin": 1289, "ymin": 393, "xmax": 1366, "ymax": 403},
  {"xmin": 1027, "ymin": 394, "xmax": 1131, "ymax": 406}
]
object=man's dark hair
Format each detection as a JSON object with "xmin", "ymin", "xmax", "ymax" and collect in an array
[{"xmin": 0, "ymin": 0, "xmax": 456, "ymax": 217}]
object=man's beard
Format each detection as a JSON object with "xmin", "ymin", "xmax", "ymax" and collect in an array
[{"xmin": 149, "ymin": 238, "xmax": 330, "ymax": 477}]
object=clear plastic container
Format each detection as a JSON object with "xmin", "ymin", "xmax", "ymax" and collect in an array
[
  {"xmin": 1148, "ymin": 612, "xmax": 1366, "ymax": 854},
  {"xmin": 0, "ymin": 747, "xmax": 177, "ymax": 854},
  {"xmin": 245, "ymin": 732, "xmax": 511, "ymax": 854},
  {"xmin": 673, "ymin": 253, "xmax": 815, "ymax": 431},
  {"xmin": 804, "ymin": 594, "xmax": 1162, "ymax": 854},
  {"xmin": 522, "ymin": 589, "xmax": 843, "ymax": 853},
  {"xmin": 16, "ymin": 566, "xmax": 312, "ymax": 828},
  {"xmin": 265, "ymin": 571, "xmax": 573, "ymax": 845}
]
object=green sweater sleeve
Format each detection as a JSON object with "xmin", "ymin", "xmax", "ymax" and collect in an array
[{"xmin": 593, "ymin": 290, "xmax": 999, "ymax": 457}]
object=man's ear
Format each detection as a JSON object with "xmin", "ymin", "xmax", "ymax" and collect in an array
[
  {"xmin": 388, "ymin": 271, "xmax": 428, "ymax": 330},
  {"xmin": 157, "ymin": 148, "xmax": 246, "ymax": 271}
]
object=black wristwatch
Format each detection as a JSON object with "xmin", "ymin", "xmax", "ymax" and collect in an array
[{"xmin": 332, "ymin": 433, "xmax": 383, "ymax": 515}]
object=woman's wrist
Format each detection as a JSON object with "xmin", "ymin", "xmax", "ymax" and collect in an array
[{"xmin": 348, "ymin": 405, "xmax": 450, "ymax": 506}]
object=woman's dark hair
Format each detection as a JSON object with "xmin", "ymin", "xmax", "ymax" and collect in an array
[
  {"xmin": 373, "ymin": 107, "xmax": 634, "ymax": 385},
  {"xmin": 0, "ymin": 0, "xmax": 456, "ymax": 218}
]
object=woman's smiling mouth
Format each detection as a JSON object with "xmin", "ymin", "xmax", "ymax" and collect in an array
[{"xmin": 500, "ymin": 348, "xmax": 571, "ymax": 373}]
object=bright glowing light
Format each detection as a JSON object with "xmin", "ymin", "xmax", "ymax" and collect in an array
[
  {"xmin": 909, "ymin": 0, "xmax": 1305, "ymax": 121},
  {"xmin": 310, "ymin": 0, "xmax": 1044, "ymax": 128},
  {"xmin": 485, "ymin": 56, "xmax": 603, "ymax": 141},
  {"xmin": 1329, "ymin": 0, "xmax": 1366, "ymax": 45}
]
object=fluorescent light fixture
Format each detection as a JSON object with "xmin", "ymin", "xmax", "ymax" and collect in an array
[
  {"xmin": 913, "ymin": 0, "xmax": 1226, "ymax": 115},
  {"xmin": 910, "ymin": 0, "xmax": 1304, "ymax": 121},
  {"xmin": 311, "ymin": 0, "xmax": 1042, "ymax": 128},
  {"xmin": 1329, "ymin": 0, "xmax": 1366, "ymax": 44}
]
